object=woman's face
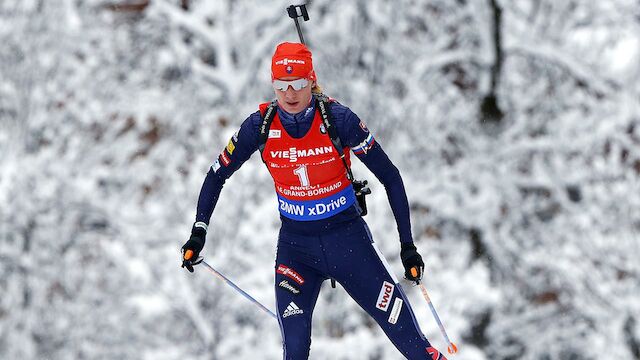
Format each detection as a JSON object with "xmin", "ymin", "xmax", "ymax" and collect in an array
[{"xmin": 273, "ymin": 77, "xmax": 314, "ymax": 114}]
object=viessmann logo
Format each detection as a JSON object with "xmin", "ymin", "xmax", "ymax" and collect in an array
[
  {"xmin": 275, "ymin": 58, "xmax": 306, "ymax": 65},
  {"xmin": 270, "ymin": 146, "xmax": 334, "ymax": 163},
  {"xmin": 277, "ymin": 264, "xmax": 305, "ymax": 285}
]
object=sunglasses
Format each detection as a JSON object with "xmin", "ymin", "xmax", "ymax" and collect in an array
[{"xmin": 272, "ymin": 78, "xmax": 310, "ymax": 91}]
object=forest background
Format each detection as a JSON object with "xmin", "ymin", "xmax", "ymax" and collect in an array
[{"xmin": 1, "ymin": 0, "xmax": 639, "ymax": 359}]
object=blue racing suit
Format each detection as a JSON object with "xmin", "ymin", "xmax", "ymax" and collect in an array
[{"xmin": 194, "ymin": 95, "xmax": 446, "ymax": 360}]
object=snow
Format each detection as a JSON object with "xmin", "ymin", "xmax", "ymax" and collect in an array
[
  {"xmin": 609, "ymin": 34, "xmax": 640, "ymax": 73},
  {"xmin": 1, "ymin": 0, "xmax": 639, "ymax": 359},
  {"xmin": 128, "ymin": 294, "xmax": 170, "ymax": 319}
]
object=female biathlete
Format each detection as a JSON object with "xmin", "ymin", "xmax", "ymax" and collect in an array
[{"xmin": 181, "ymin": 42, "xmax": 447, "ymax": 360}]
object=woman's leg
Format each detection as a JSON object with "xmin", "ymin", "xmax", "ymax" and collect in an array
[
  {"xmin": 275, "ymin": 230, "xmax": 326, "ymax": 360},
  {"xmin": 325, "ymin": 220, "xmax": 447, "ymax": 360}
]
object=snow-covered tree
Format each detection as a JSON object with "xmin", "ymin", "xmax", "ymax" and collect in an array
[{"xmin": 1, "ymin": 0, "xmax": 638, "ymax": 359}]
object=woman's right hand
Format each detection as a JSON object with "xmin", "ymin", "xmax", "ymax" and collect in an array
[{"xmin": 181, "ymin": 227, "xmax": 206, "ymax": 272}]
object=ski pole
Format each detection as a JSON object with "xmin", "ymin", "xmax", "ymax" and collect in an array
[
  {"xmin": 184, "ymin": 250, "xmax": 278, "ymax": 320},
  {"xmin": 287, "ymin": 1, "xmax": 310, "ymax": 44},
  {"xmin": 411, "ymin": 267, "xmax": 459, "ymax": 355}
]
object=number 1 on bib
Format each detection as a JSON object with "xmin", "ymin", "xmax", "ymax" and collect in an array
[{"xmin": 293, "ymin": 164, "xmax": 310, "ymax": 187}]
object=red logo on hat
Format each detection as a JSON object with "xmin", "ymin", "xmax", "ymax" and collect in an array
[{"xmin": 271, "ymin": 42, "xmax": 316, "ymax": 81}]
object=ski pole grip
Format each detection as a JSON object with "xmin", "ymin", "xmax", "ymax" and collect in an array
[{"xmin": 184, "ymin": 250, "xmax": 193, "ymax": 260}]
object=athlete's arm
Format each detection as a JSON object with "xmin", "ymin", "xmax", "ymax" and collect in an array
[
  {"xmin": 194, "ymin": 111, "xmax": 262, "ymax": 225},
  {"xmin": 182, "ymin": 111, "xmax": 262, "ymax": 271},
  {"xmin": 332, "ymin": 103, "xmax": 414, "ymax": 244}
]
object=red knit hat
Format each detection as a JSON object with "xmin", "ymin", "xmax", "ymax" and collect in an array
[{"xmin": 271, "ymin": 42, "xmax": 316, "ymax": 81}]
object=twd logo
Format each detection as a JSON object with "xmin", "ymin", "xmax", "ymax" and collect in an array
[{"xmin": 375, "ymin": 281, "xmax": 394, "ymax": 311}]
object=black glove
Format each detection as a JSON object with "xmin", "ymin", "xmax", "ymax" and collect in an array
[
  {"xmin": 400, "ymin": 242, "xmax": 424, "ymax": 283},
  {"xmin": 181, "ymin": 225, "xmax": 206, "ymax": 273}
]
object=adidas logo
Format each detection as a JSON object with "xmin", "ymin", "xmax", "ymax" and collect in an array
[{"xmin": 282, "ymin": 302, "xmax": 304, "ymax": 318}]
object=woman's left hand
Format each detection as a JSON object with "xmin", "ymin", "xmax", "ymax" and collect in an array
[{"xmin": 400, "ymin": 242, "xmax": 424, "ymax": 283}]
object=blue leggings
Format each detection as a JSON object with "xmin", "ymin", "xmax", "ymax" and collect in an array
[{"xmin": 274, "ymin": 218, "xmax": 446, "ymax": 360}]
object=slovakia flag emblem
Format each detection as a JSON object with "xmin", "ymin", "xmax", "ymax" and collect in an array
[{"xmin": 286, "ymin": 65, "xmax": 293, "ymax": 74}]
